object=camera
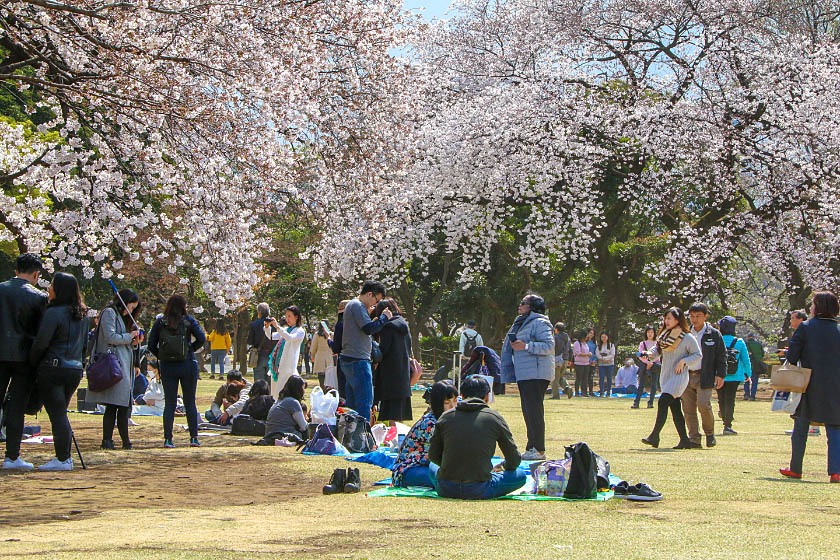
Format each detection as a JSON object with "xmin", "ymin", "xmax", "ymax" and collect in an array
[{"xmin": 264, "ymin": 317, "xmax": 273, "ymax": 324}]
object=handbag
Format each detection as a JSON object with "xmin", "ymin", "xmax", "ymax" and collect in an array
[
  {"xmin": 370, "ymin": 340, "xmax": 383, "ymax": 364},
  {"xmin": 86, "ymin": 317, "xmax": 124, "ymax": 392},
  {"xmin": 771, "ymin": 361, "xmax": 811, "ymax": 393},
  {"xmin": 247, "ymin": 347, "xmax": 259, "ymax": 369}
]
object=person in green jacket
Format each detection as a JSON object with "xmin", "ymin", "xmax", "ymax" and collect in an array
[
  {"xmin": 428, "ymin": 376, "xmax": 527, "ymax": 499},
  {"xmin": 743, "ymin": 333, "xmax": 765, "ymax": 401}
]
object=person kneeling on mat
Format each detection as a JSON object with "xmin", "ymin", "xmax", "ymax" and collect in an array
[{"xmin": 428, "ymin": 376, "xmax": 527, "ymax": 499}]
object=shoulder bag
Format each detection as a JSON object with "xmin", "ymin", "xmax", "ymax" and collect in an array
[{"xmin": 86, "ymin": 310, "xmax": 124, "ymax": 392}]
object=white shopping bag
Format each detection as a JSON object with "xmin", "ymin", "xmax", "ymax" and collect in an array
[
  {"xmin": 771, "ymin": 390, "xmax": 801, "ymax": 414},
  {"xmin": 324, "ymin": 364, "xmax": 338, "ymax": 390},
  {"xmin": 310, "ymin": 386, "xmax": 339, "ymax": 425}
]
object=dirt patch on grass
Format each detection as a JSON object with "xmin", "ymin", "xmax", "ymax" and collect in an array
[{"xmin": 0, "ymin": 418, "xmax": 321, "ymax": 528}]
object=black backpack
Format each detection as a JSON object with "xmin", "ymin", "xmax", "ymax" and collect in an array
[
  {"xmin": 725, "ymin": 338, "xmax": 740, "ymax": 376},
  {"xmin": 563, "ymin": 442, "xmax": 598, "ymax": 499},
  {"xmin": 157, "ymin": 318, "xmax": 190, "ymax": 362},
  {"xmin": 335, "ymin": 412, "xmax": 376, "ymax": 453},
  {"xmin": 463, "ymin": 332, "xmax": 478, "ymax": 355}
]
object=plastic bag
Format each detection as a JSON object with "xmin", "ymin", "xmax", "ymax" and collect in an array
[
  {"xmin": 143, "ymin": 379, "xmax": 165, "ymax": 407},
  {"xmin": 310, "ymin": 386, "xmax": 339, "ymax": 425},
  {"xmin": 324, "ymin": 364, "xmax": 338, "ymax": 390},
  {"xmin": 771, "ymin": 391, "xmax": 801, "ymax": 414}
]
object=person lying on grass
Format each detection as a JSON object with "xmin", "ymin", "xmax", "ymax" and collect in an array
[
  {"xmin": 391, "ymin": 380, "xmax": 459, "ymax": 488},
  {"xmin": 428, "ymin": 376, "xmax": 527, "ymax": 499}
]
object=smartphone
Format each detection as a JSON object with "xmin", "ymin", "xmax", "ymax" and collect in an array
[{"xmin": 507, "ymin": 333, "xmax": 517, "ymax": 343}]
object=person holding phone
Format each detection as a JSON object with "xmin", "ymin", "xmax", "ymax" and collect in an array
[{"xmin": 500, "ymin": 293, "xmax": 555, "ymax": 461}]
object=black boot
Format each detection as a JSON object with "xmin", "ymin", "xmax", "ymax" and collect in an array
[
  {"xmin": 323, "ymin": 468, "xmax": 346, "ymax": 495},
  {"xmin": 344, "ymin": 467, "xmax": 361, "ymax": 493},
  {"xmin": 100, "ymin": 439, "xmax": 115, "ymax": 450}
]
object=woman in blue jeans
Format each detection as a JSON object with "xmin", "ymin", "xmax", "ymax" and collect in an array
[
  {"xmin": 780, "ymin": 291, "xmax": 840, "ymax": 483},
  {"xmin": 147, "ymin": 294, "xmax": 206, "ymax": 449},
  {"xmin": 391, "ymin": 381, "xmax": 458, "ymax": 488}
]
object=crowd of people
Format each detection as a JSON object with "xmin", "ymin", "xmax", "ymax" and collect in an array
[{"xmin": 1, "ymin": 252, "xmax": 838, "ymax": 490}]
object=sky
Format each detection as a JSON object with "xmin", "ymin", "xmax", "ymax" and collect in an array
[{"xmin": 403, "ymin": 0, "xmax": 453, "ymax": 20}]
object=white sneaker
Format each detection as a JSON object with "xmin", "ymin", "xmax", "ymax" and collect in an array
[
  {"xmin": 38, "ymin": 457, "xmax": 73, "ymax": 472},
  {"xmin": 521, "ymin": 448, "xmax": 547, "ymax": 461},
  {"xmin": 128, "ymin": 419, "xmax": 139, "ymax": 427},
  {"xmin": 2, "ymin": 457, "xmax": 34, "ymax": 471}
]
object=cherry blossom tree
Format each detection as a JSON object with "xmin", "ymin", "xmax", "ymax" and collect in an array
[
  {"xmin": 313, "ymin": 0, "xmax": 840, "ymax": 325},
  {"xmin": 0, "ymin": 0, "xmax": 410, "ymax": 312}
]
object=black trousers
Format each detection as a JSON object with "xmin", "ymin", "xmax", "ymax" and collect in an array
[
  {"xmin": 518, "ymin": 379, "xmax": 550, "ymax": 452},
  {"xmin": 38, "ymin": 366, "xmax": 83, "ymax": 461},
  {"xmin": 650, "ymin": 393, "xmax": 688, "ymax": 442},
  {"xmin": 103, "ymin": 404, "xmax": 130, "ymax": 444},
  {"xmin": 716, "ymin": 381, "xmax": 739, "ymax": 428},
  {"xmin": 0, "ymin": 361, "xmax": 35, "ymax": 460},
  {"xmin": 574, "ymin": 364, "xmax": 593, "ymax": 396}
]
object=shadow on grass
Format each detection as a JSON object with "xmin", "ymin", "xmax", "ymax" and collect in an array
[{"xmin": 756, "ymin": 476, "xmax": 822, "ymax": 484}]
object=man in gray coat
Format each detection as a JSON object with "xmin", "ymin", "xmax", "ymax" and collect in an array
[
  {"xmin": 500, "ymin": 294, "xmax": 554, "ymax": 461},
  {"xmin": 1, "ymin": 254, "xmax": 47, "ymax": 470}
]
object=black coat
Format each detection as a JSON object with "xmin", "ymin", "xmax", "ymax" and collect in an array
[
  {"xmin": 788, "ymin": 317, "xmax": 840, "ymax": 425},
  {"xmin": 0, "ymin": 277, "xmax": 47, "ymax": 362},
  {"xmin": 374, "ymin": 315, "xmax": 412, "ymax": 401},
  {"xmin": 695, "ymin": 324, "xmax": 727, "ymax": 389}
]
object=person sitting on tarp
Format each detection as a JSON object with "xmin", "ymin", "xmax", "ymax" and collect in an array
[
  {"xmin": 428, "ymin": 376, "xmax": 526, "ymax": 499},
  {"xmin": 240, "ymin": 379, "xmax": 274, "ymax": 421},
  {"xmin": 391, "ymin": 380, "xmax": 459, "ymax": 488},
  {"xmin": 461, "ymin": 345, "xmax": 505, "ymax": 395},
  {"xmin": 206, "ymin": 371, "xmax": 250, "ymax": 424},
  {"xmin": 612, "ymin": 358, "xmax": 639, "ymax": 394}
]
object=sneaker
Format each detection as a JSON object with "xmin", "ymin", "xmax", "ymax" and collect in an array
[
  {"xmin": 809, "ymin": 427, "xmax": 821, "ymax": 436},
  {"xmin": 39, "ymin": 457, "xmax": 73, "ymax": 472},
  {"xmin": 722, "ymin": 427, "xmax": 738, "ymax": 435},
  {"xmin": 779, "ymin": 467, "xmax": 801, "ymax": 479},
  {"xmin": 830, "ymin": 474, "xmax": 840, "ymax": 483},
  {"xmin": 2, "ymin": 457, "xmax": 34, "ymax": 471},
  {"xmin": 164, "ymin": 439, "xmax": 175, "ymax": 449},
  {"xmin": 565, "ymin": 387, "xmax": 573, "ymax": 399},
  {"xmin": 630, "ymin": 403, "xmax": 640, "ymax": 409},
  {"xmin": 706, "ymin": 435, "xmax": 717, "ymax": 448},
  {"xmin": 128, "ymin": 419, "xmax": 139, "ymax": 427},
  {"xmin": 647, "ymin": 402, "xmax": 654, "ymax": 409},
  {"xmin": 189, "ymin": 437, "xmax": 201, "ymax": 447},
  {"xmin": 673, "ymin": 440, "xmax": 702, "ymax": 450},
  {"xmin": 627, "ymin": 483, "xmax": 663, "ymax": 502},
  {"xmin": 612, "ymin": 480, "xmax": 632, "ymax": 497},
  {"xmin": 522, "ymin": 448, "xmax": 547, "ymax": 461}
]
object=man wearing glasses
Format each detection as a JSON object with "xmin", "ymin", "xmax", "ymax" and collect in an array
[{"xmin": 339, "ymin": 281, "xmax": 392, "ymax": 424}]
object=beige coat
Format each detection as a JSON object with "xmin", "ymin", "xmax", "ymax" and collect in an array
[{"xmin": 310, "ymin": 333, "xmax": 333, "ymax": 374}]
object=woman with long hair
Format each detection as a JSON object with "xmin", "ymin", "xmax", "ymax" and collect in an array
[
  {"xmin": 265, "ymin": 306, "xmax": 306, "ymax": 398},
  {"xmin": 573, "ymin": 330, "xmax": 592, "ymax": 397},
  {"xmin": 632, "ymin": 325, "xmax": 662, "ymax": 409},
  {"xmin": 641, "ymin": 307, "xmax": 702, "ymax": 449},
  {"xmin": 29, "ymin": 272, "xmax": 89, "ymax": 471},
  {"xmin": 391, "ymin": 380, "xmax": 459, "ymax": 488},
  {"xmin": 264, "ymin": 374, "xmax": 309, "ymax": 441},
  {"xmin": 147, "ymin": 294, "xmax": 206, "ymax": 448},
  {"xmin": 781, "ymin": 291, "xmax": 840, "ymax": 482},
  {"xmin": 207, "ymin": 318, "xmax": 231, "ymax": 379},
  {"xmin": 87, "ymin": 288, "xmax": 143, "ymax": 450},
  {"xmin": 372, "ymin": 298, "xmax": 413, "ymax": 425},
  {"xmin": 596, "ymin": 331, "xmax": 616, "ymax": 397}
]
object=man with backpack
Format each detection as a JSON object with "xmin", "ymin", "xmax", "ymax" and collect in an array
[
  {"xmin": 428, "ymin": 376, "xmax": 526, "ymax": 499},
  {"xmin": 459, "ymin": 321, "xmax": 483, "ymax": 358},
  {"xmin": 717, "ymin": 316, "xmax": 752, "ymax": 435},
  {"xmin": 684, "ymin": 303, "xmax": 727, "ymax": 448},
  {"xmin": 551, "ymin": 322, "xmax": 573, "ymax": 399}
]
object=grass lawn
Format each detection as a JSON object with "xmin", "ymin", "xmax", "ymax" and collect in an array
[{"xmin": 1, "ymin": 378, "xmax": 837, "ymax": 560}]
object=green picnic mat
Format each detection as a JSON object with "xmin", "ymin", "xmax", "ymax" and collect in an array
[{"xmin": 366, "ymin": 485, "xmax": 613, "ymax": 501}]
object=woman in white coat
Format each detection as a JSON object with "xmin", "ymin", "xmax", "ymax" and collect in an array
[{"xmin": 266, "ymin": 306, "xmax": 306, "ymax": 398}]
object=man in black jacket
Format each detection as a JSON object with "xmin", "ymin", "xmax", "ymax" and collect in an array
[
  {"xmin": 428, "ymin": 376, "xmax": 526, "ymax": 499},
  {"xmin": 246, "ymin": 302, "xmax": 275, "ymax": 384},
  {"xmin": 1, "ymin": 254, "xmax": 48, "ymax": 470},
  {"xmin": 683, "ymin": 302, "xmax": 727, "ymax": 449}
]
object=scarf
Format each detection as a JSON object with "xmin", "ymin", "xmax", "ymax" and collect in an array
[
  {"xmin": 656, "ymin": 327, "xmax": 686, "ymax": 353},
  {"xmin": 508, "ymin": 312, "xmax": 530, "ymax": 339},
  {"xmin": 268, "ymin": 326, "xmax": 295, "ymax": 382}
]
